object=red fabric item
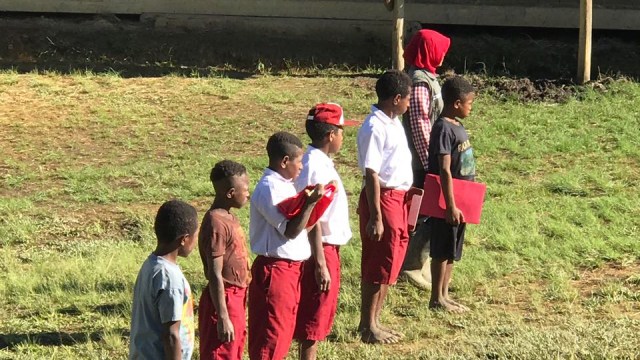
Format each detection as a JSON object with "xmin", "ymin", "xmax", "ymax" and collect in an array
[
  {"xmin": 294, "ymin": 244, "xmax": 341, "ymax": 341},
  {"xmin": 248, "ymin": 256, "xmax": 304, "ymax": 360},
  {"xmin": 276, "ymin": 184, "xmax": 336, "ymax": 227},
  {"xmin": 358, "ymin": 188, "xmax": 409, "ymax": 285},
  {"xmin": 403, "ymin": 29, "xmax": 451, "ymax": 74},
  {"xmin": 199, "ymin": 285, "xmax": 247, "ymax": 360},
  {"xmin": 419, "ymin": 174, "xmax": 487, "ymax": 224}
]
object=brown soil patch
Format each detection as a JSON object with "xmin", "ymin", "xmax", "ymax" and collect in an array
[{"xmin": 572, "ymin": 262, "xmax": 640, "ymax": 297}]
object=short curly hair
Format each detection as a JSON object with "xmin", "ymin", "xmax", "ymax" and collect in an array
[
  {"xmin": 441, "ymin": 76, "xmax": 476, "ymax": 106},
  {"xmin": 266, "ymin": 131, "xmax": 304, "ymax": 162},
  {"xmin": 154, "ymin": 199, "xmax": 198, "ymax": 244},
  {"xmin": 375, "ymin": 69, "xmax": 412, "ymax": 102},
  {"xmin": 210, "ymin": 160, "xmax": 247, "ymax": 185}
]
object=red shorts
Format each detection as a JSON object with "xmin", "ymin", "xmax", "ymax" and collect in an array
[
  {"xmin": 198, "ymin": 285, "xmax": 247, "ymax": 360},
  {"xmin": 358, "ymin": 188, "xmax": 409, "ymax": 285},
  {"xmin": 248, "ymin": 256, "xmax": 304, "ymax": 360},
  {"xmin": 294, "ymin": 244, "xmax": 341, "ymax": 341}
]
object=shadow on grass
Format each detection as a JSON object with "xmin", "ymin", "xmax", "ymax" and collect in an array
[{"xmin": 0, "ymin": 329, "xmax": 129, "ymax": 349}]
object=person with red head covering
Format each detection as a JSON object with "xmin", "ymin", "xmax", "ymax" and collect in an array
[{"xmin": 400, "ymin": 29, "xmax": 451, "ymax": 290}]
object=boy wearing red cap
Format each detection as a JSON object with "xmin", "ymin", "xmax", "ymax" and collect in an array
[
  {"xmin": 248, "ymin": 132, "xmax": 325, "ymax": 360},
  {"xmin": 356, "ymin": 70, "xmax": 413, "ymax": 344},
  {"xmin": 401, "ymin": 29, "xmax": 451, "ymax": 289},
  {"xmin": 294, "ymin": 103, "xmax": 356, "ymax": 360}
]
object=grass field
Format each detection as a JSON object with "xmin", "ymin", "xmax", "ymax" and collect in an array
[{"xmin": 0, "ymin": 70, "xmax": 639, "ymax": 360}]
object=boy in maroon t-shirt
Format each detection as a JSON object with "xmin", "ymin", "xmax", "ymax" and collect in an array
[{"xmin": 198, "ymin": 160, "xmax": 251, "ymax": 360}]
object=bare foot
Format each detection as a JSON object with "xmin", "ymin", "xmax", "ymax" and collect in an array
[
  {"xmin": 376, "ymin": 322, "xmax": 405, "ymax": 339},
  {"xmin": 429, "ymin": 300, "xmax": 464, "ymax": 313},
  {"xmin": 360, "ymin": 327, "xmax": 400, "ymax": 344},
  {"xmin": 445, "ymin": 298, "xmax": 470, "ymax": 312}
]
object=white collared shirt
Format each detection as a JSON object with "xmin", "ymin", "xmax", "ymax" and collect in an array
[
  {"xmin": 357, "ymin": 105, "xmax": 413, "ymax": 191},
  {"xmin": 249, "ymin": 168, "xmax": 312, "ymax": 261},
  {"xmin": 294, "ymin": 146, "xmax": 352, "ymax": 246}
]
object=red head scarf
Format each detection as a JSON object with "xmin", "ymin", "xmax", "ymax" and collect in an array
[{"xmin": 403, "ymin": 29, "xmax": 451, "ymax": 74}]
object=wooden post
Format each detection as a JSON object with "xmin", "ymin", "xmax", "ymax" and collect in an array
[
  {"xmin": 577, "ymin": 0, "xmax": 592, "ymax": 83},
  {"xmin": 392, "ymin": 0, "xmax": 405, "ymax": 70}
]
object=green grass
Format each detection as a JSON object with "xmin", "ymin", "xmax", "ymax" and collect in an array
[{"xmin": 0, "ymin": 72, "xmax": 639, "ymax": 359}]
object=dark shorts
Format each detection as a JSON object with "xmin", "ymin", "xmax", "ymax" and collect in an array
[{"xmin": 428, "ymin": 217, "xmax": 465, "ymax": 261}]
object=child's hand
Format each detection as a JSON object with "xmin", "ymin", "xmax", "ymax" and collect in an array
[
  {"xmin": 367, "ymin": 216, "xmax": 384, "ymax": 242},
  {"xmin": 315, "ymin": 263, "xmax": 331, "ymax": 292},
  {"xmin": 305, "ymin": 184, "xmax": 325, "ymax": 204},
  {"xmin": 446, "ymin": 207, "xmax": 465, "ymax": 226},
  {"xmin": 217, "ymin": 315, "xmax": 235, "ymax": 343},
  {"xmin": 328, "ymin": 180, "xmax": 339, "ymax": 191}
]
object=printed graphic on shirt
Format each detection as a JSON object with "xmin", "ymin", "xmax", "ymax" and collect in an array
[
  {"xmin": 460, "ymin": 147, "xmax": 476, "ymax": 177},
  {"xmin": 180, "ymin": 281, "xmax": 195, "ymax": 359}
]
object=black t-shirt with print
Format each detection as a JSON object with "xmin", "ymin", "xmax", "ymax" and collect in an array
[{"xmin": 427, "ymin": 117, "xmax": 476, "ymax": 181}]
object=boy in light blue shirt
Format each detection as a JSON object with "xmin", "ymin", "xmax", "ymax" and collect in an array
[{"xmin": 129, "ymin": 200, "xmax": 199, "ymax": 360}]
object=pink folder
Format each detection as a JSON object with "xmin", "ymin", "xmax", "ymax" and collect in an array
[
  {"xmin": 419, "ymin": 174, "xmax": 487, "ymax": 224},
  {"xmin": 406, "ymin": 187, "xmax": 424, "ymax": 232}
]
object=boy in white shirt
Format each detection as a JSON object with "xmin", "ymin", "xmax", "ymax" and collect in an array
[
  {"xmin": 293, "ymin": 103, "xmax": 356, "ymax": 360},
  {"xmin": 356, "ymin": 70, "xmax": 414, "ymax": 344},
  {"xmin": 248, "ymin": 131, "xmax": 325, "ymax": 360}
]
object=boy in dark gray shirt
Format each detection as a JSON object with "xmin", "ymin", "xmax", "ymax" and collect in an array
[{"xmin": 426, "ymin": 76, "xmax": 477, "ymax": 313}]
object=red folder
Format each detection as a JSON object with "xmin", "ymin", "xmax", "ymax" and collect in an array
[
  {"xmin": 277, "ymin": 184, "xmax": 337, "ymax": 227},
  {"xmin": 419, "ymin": 174, "xmax": 487, "ymax": 224}
]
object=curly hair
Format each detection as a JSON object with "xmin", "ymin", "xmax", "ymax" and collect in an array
[
  {"xmin": 154, "ymin": 199, "xmax": 198, "ymax": 244},
  {"xmin": 210, "ymin": 160, "xmax": 247, "ymax": 185},
  {"xmin": 375, "ymin": 69, "xmax": 412, "ymax": 102},
  {"xmin": 441, "ymin": 76, "xmax": 476, "ymax": 106},
  {"xmin": 266, "ymin": 131, "xmax": 304, "ymax": 162}
]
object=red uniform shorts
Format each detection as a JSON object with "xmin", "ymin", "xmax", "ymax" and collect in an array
[
  {"xmin": 358, "ymin": 188, "xmax": 409, "ymax": 285},
  {"xmin": 248, "ymin": 255, "xmax": 304, "ymax": 360},
  {"xmin": 294, "ymin": 244, "xmax": 341, "ymax": 341},
  {"xmin": 199, "ymin": 285, "xmax": 247, "ymax": 360}
]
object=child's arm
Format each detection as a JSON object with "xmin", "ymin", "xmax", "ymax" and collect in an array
[
  {"xmin": 308, "ymin": 223, "xmax": 331, "ymax": 292},
  {"xmin": 208, "ymin": 256, "xmax": 234, "ymax": 343},
  {"xmin": 283, "ymin": 184, "xmax": 324, "ymax": 239},
  {"xmin": 161, "ymin": 320, "xmax": 182, "ymax": 360},
  {"xmin": 364, "ymin": 168, "xmax": 384, "ymax": 241},
  {"xmin": 438, "ymin": 154, "xmax": 464, "ymax": 225}
]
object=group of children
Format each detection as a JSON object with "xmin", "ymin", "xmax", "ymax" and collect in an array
[{"xmin": 129, "ymin": 64, "xmax": 478, "ymax": 359}]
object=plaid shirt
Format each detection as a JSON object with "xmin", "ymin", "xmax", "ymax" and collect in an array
[{"xmin": 409, "ymin": 83, "xmax": 432, "ymax": 170}]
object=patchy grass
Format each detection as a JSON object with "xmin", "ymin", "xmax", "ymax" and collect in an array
[{"xmin": 0, "ymin": 72, "xmax": 639, "ymax": 359}]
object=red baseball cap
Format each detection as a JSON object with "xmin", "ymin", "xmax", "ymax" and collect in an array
[{"xmin": 307, "ymin": 103, "xmax": 359, "ymax": 127}]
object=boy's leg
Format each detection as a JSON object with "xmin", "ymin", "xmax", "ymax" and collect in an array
[
  {"xmin": 299, "ymin": 340, "xmax": 318, "ymax": 360},
  {"xmin": 373, "ymin": 283, "xmax": 404, "ymax": 338},
  {"xmin": 429, "ymin": 257, "xmax": 455, "ymax": 311},
  {"xmin": 428, "ymin": 218, "xmax": 462, "ymax": 312},
  {"xmin": 359, "ymin": 281, "xmax": 397, "ymax": 343},
  {"xmin": 443, "ymin": 224, "xmax": 469, "ymax": 311}
]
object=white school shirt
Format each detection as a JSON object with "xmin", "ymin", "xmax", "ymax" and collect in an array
[
  {"xmin": 249, "ymin": 168, "xmax": 312, "ymax": 261},
  {"xmin": 357, "ymin": 105, "xmax": 413, "ymax": 191},
  {"xmin": 294, "ymin": 146, "xmax": 352, "ymax": 246}
]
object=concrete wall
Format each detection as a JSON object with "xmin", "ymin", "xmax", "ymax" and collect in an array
[{"xmin": 1, "ymin": 0, "xmax": 639, "ymax": 30}]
